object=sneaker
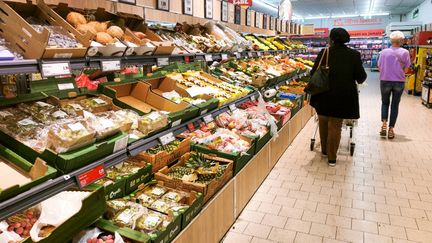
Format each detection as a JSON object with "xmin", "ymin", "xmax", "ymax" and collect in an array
[{"xmin": 328, "ymin": 160, "xmax": 336, "ymax": 167}]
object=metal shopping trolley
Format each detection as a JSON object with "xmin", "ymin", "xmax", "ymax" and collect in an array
[{"xmin": 310, "ymin": 116, "xmax": 357, "ymax": 156}]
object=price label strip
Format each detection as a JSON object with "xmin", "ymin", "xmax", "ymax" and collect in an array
[
  {"xmin": 171, "ymin": 119, "xmax": 182, "ymax": 128},
  {"xmin": 205, "ymin": 54, "xmax": 213, "ymax": 62},
  {"xmin": 235, "ymin": 52, "xmax": 241, "ymax": 59},
  {"xmin": 41, "ymin": 62, "xmax": 71, "ymax": 77},
  {"xmin": 229, "ymin": 103, "xmax": 237, "ymax": 111},
  {"xmin": 221, "ymin": 54, "xmax": 228, "ymax": 60},
  {"xmin": 159, "ymin": 132, "xmax": 176, "ymax": 145},
  {"xmin": 251, "ymin": 95, "xmax": 256, "ymax": 102},
  {"xmin": 101, "ymin": 60, "xmax": 121, "ymax": 72},
  {"xmin": 157, "ymin": 57, "xmax": 170, "ymax": 66},
  {"xmin": 248, "ymin": 52, "xmax": 253, "ymax": 58},
  {"xmin": 203, "ymin": 114, "xmax": 213, "ymax": 124},
  {"xmin": 76, "ymin": 164, "xmax": 106, "ymax": 188}
]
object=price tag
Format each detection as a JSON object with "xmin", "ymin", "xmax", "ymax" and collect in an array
[
  {"xmin": 247, "ymin": 52, "xmax": 253, "ymax": 58},
  {"xmin": 229, "ymin": 103, "xmax": 237, "ymax": 111},
  {"xmin": 157, "ymin": 58, "xmax": 170, "ymax": 66},
  {"xmin": 251, "ymin": 95, "xmax": 256, "ymax": 102},
  {"xmin": 200, "ymin": 109, "xmax": 208, "ymax": 115},
  {"xmin": 159, "ymin": 132, "xmax": 176, "ymax": 145},
  {"xmin": 101, "ymin": 60, "xmax": 121, "ymax": 72},
  {"xmin": 57, "ymin": 83, "xmax": 75, "ymax": 90},
  {"xmin": 221, "ymin": 54, "xmax": 228, "ymax": 60},
  {"xmin": 41, "ymin": 62, "xmax": 71, "ymax": 77},
  {"xmin": 184, "ymin": 56, "xmax": 191, "ymax": 63},
  {"xmin": 76, "ymin": 164, "xmax": 106, "ymax": 188},
  {"xmin": 235, "ymin": 52, "xmax": 241, "ymax": 59},
  {"xmin": 205, "ymin": 54, "xmax": 213, "ymax": 62},
  {"xmin": 187, "ymin": 122, "xmax": 195, "ymax": 131},
  {"xmin": 257, "ymin": 52, "xmax": 262, "ymax": 57},
  {"xmin": 171, "ymin": 119, "xmax": 182, "ymax": 127},
  {"xmin": 113, "ymin": 135, "xmax": 129, "ymax": 153},
  {"xmin": 203, "ymin": 114, "xmax": 213, "ymax": 124}
]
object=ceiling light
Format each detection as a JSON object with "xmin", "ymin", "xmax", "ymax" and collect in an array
[
  {"xmin": 360, "ymin": 12, "xmax": 390, "ymax": 17},
  {"xmin": 304, "ymin": 16, "xmax": 330, "ymax": 20}
]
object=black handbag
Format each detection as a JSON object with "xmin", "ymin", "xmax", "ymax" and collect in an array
[{"xmin": 305, "ymin": 48, "xmax": 330, "ymax": 95}]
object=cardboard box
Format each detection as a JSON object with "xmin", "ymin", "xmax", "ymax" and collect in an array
[
  {"xmin": 0, "ymin": 143, "xmax": 57, "ymax": 202},
  {"xmin": 51, "ymin": 3, "xmax": 128, "ymax": 56},
  {"xmin": 133, "ymin": 137, "xmax": 191, "ymax": 173},
  {"xmin": 144, "ymin": 76, "xmax": 219, "ymax": 116},
  {"xmin": 155, "ymin": 152, "xmax": 234, "ymax": 203},
  {"xmin": 102, "ymin": 80, "xmax": 199, "ymax": 124},
  {"xmin": 0, "ymin": 0, "xmax": 90, "ymax": 59},
  {"xmin": 126, "ymin": 23, "xmax": 175, "ymax": 55}
]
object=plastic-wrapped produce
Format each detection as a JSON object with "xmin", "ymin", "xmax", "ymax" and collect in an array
[
  {"xmin": 47, "ymin": 120, "xmax": 96, "ymax": 153},
  {"xmin": 137, "ymin": 111, "xmax": 169, "ymax": 136}
]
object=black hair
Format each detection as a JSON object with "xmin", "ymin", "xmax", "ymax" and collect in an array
[{"xmin": 329, "ymin": 28, "xmax": 350, "ymax": 45}]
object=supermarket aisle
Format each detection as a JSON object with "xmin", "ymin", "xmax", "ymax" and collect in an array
[{"xmin": 224, "ymin": 71, "xmax": 432, "ymax": 243}]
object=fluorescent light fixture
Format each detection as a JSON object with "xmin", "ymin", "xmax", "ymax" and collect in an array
[
  {"xmin": 332, "ymin": 14, "xmax": 359, "ymax": 18},
  {"xmin": 360, "ymin": 12, "xmax": 390, "ymax": 17},
  {"xmin": 304, "ymin": 15, "xmax": 330, "ymax": 20}
]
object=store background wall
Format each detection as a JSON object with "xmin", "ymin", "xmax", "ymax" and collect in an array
[
  {"xmin": 301, "ymin": 15, "xmax": 399, "ymax": 31},
  {"xmin": 404, "ymin": 0, "xmax": 432, "ymax": 24}
]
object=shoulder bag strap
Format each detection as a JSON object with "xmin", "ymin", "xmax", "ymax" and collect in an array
[
  {"xmin": 392, "ymin": 49, "xmax": 404, "ymax": 69},
  {"xmin": 324, "ymin": 47, "xmax": 329, "ymax": 68},
  {"xmin": 317, "ymin": 48, "xmax": 328, "ymax": 68}
]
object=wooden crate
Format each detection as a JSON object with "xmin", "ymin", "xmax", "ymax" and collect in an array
[
  {"xmin": 133, "ymin": 138, "xmax": 191, "ymax": 173},
  {"xmin": 155, "ymin": 152, "xmax": 234, "ymax": 203}
]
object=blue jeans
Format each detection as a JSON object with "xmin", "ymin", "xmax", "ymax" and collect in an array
[{"xmin": 381, "ymin": 81, "xmax": 404, "ymax": 128}]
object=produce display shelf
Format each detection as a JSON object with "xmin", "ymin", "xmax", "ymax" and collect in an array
[
  {"xmin": 0, "ymin": 50, "xmax": 297, "ymax": 75},
  {"xmin": 0, "ymin": 71, "xmax": 306, "ymax": 221},
  {"xmin": 0, "ymin": 148, "xmax": 128, "ymax": 221}
]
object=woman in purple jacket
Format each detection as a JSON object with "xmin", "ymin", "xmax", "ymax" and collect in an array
[{"xmin": 378, "ymin": 31, "xmax": 411, "ymax": 139}]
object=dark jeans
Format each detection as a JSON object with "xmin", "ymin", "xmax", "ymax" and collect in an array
[
  {"xmin": 381, "ymin": 81, "xmax": 405, "ymax": 128},
  {"xmin": 318, "ymin": 115, "xmax": 343, "ymax": 161}
]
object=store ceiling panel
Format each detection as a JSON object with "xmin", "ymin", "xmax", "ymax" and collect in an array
[{"xmin": 263, "ymin": 0, "xmax": 424, "ymax": 17}]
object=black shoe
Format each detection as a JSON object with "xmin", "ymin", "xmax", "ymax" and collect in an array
[{"xmin": 328, "ymin": 160, "xmax": 336, "ymax": 167}]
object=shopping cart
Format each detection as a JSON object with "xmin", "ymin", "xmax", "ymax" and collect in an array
[{"xmin": 310, "ymin": 116, "xmax": 357, "ymax": 156}]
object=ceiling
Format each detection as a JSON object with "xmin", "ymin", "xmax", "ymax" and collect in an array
[{"xmin": 263, "ymin": 0, "xmax": 424, "ymax": 18}]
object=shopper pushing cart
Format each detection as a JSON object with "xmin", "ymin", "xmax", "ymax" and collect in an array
[{"xmin": 308, "ymin": 28, "xmax": 367, "ymax": 166}]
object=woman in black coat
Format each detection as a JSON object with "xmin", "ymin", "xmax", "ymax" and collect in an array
[{"xmin": 310, "ymin": 28, "xmax": 367, "ymax": 166}]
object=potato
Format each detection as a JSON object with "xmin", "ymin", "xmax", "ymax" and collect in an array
[{"xmin": 66, "ymin": 12, "xmax": 87, "ymax": 27}]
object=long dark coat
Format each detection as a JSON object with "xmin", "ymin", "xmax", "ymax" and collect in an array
[{"xmin": 310, "ymin": 45, "xmax": 367, "ymax": 119}]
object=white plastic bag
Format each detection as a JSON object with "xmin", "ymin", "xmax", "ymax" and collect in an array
[
  {"xmin": 0, "ymin": 221, "xmax": 22, "ymax": 243},
  {"xmin": 30, "ymin": 191, "xmax": 90, "ymax": 242},
  {"xmin": 73, "ymin": 228, "xmax": 125, "ymax": 243}
]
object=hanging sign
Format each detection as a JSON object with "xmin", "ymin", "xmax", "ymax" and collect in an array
[{"xmin": 228, "ymin": 0, "xmax": 252, "ymax": 7}]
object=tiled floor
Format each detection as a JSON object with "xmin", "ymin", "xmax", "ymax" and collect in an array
[{"xmin": 223, "ymin": 71, "xmax": 432, "ymax": 243}]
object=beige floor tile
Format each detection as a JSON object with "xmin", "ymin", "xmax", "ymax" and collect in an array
[
  {"xmin": 353, "ymin": 199, "xmax": 376, "ymax": 211},
  {"xmin": 406, "ymin": 228, "xmax": 432, "ymax": 242},
  {"xmin": 239, "ymin": 210, "xmax": 266, "ymax": 223},
  {"xmin": 336, "ymin": 227, "xmax": 364, "ymax": 243},
  {"xmin": 416, "ymin": 219, "xmax": 432, "ymax": 232},
  {"xmin": 261, "ymin": 214, "xmax": 288, "ymax": 228},
  {"xmin": 245, "ymin": 200, "xmax": 262, "ymax": 211},
  {"xmin": 378, "ymin": 223, "xmax": 407, "ymax": 239},
  {"xmin": 223, "ymin": 232, "xmax": 252, "ymax": 243},
  {"xmin": 279, "ymin": 207, "xmax": 304, "ymax": 219},
  {"xmin": 243, "ymin": 223, "xmax": 272, "ymax": 239},
  {"xmin": 364, "ymin": 211, "xmax": 390, "ymax": 224},
  {"xmin": 294, "ymin": 232, "xmax": 323, "ymax": 243},
  {"xmin": 339, "ymin": 207, "xmax": 364, "ymax": 220},
  {"xmin": 267, "ymin": 228, "xmax": 296, "ymax": 243},
  {"xmin": 230, "ymin": 220, "xmax": 249, "ymax": 233},
  {"xmin": 272, "ymin": 195, "xmax": 296, "ymax": 207},
  {"xmin": 310, "ymin": 222, "xmax": 337, "ymax": 238},
  {"xmin": 389, "ymin": 215, "xmax": 418, "ymax": 229},
  {"xmin": 284, "ymin": 218, "xmax": 311, "ymax": 233},
  {"xmin": 257, "ymin": 202, "xmax": 282, "ymax": 215},
  {"xmin": 364, "ymin": 233, "xmax": 392, "ymax": 243},
  {"xmin": 317, "ymin": 203, "xmax": 341, "ymax": 215},
  {"xmin": 326, "ymin": 215, "xmax": 352, "ymax": 228},
  {"xmin": 375, "ymin": 203, "xmax": 401, "ymax": 216},
  {"xmin": 250, "ymin": 237, "xmax": 277, "ymax": 243},
  {"xmin": 400, "ymin": 207, "xmax": 428, "ymax": 219},
  {"xmin": 294, "ymin": 199, "xmax": 318, "ymax": 211},
  {"xmin": 352, "ymin": 219, "xmax": 378, "ymax": 234},
  {"xmin": 302, "ymin": 210, "xmax": 328, "ymax": 224}
]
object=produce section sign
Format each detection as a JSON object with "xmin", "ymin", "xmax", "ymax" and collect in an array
[
  {"xmin": 228, "ymin": 0, "xmax": 252, "ymax": 7},
  {"xmin": 334, "ymin": 17, "xmax": 384, "ymax": 26},
  {"xmin": 76, "ymin": 164, "xmax": 106, "ymax": 188},
  {"xmin": 314, "ymin": 28, "xmax": 329, "ymax": 36},
  {"xmin": 348, "ymin": 29, "xmax": 385, "ymax": 37}
]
